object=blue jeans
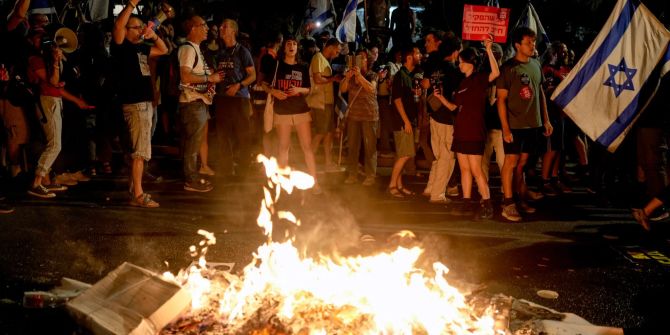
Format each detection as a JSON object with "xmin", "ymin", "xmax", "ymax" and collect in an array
[{"xmin": 179, "ymin": 101, "xmax": 208, "ymax": 182}]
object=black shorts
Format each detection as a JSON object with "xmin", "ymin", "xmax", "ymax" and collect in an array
[
  {"xmin": 503, "ymin": 127, "xmax": 540, "ymax": 155},
  {"xmin": 452, "ymin": 140, "xmax": 485, "ymax": 155},
  {"xmin": 544, "ymin": 118, "xmax": 564, "ymax": 153}
]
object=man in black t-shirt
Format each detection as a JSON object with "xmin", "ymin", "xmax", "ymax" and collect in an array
[
  {"xmin": 112, "ymin": 0, "xmax": 168, "ymax": 208},
  {"xmin": 422, "ymin": 31, "xmax": 461, "ymax": 204},
  {"xmin": 388, "ymin": 46, "xmax": 421, "ymax": 198}
]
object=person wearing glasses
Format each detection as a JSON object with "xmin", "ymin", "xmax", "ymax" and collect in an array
[
  {"xmin": 178, "ymin": 15, "xmax": 223, "ymax": 192},
  {"xmin": 112, "ymin": 0, "xmax": 168, "ymax": 208}
]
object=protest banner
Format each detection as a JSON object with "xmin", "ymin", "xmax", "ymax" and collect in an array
[{"xmin": 462, "ymin": 4, "xmax": 510, "ymax": 43}]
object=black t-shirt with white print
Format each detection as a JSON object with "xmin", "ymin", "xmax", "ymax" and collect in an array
[
  {"xmin": 111, "ymin": 40, "xmax": 153, "ymax": 104},
  {"xmin": 268, "ymin": 60, "xmax": 311, "ymax": 115}
]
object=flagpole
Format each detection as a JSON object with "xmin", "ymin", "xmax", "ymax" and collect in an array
[{"xmin": 363, "ymin": 0, "xmax": 369, "ymax": 43}]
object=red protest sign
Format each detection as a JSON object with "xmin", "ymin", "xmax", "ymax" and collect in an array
[{"xmin": 462, "ymin": 4, "xmax": 510, "ymax": 43}]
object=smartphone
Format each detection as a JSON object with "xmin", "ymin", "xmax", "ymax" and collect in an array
[
  {"xmin": 355, "ymin": 55, "xmax": 364, "ymax": 68},
  {"xmin": 345, "ymin": 55, "xmax": 354, "ymax": 70}
]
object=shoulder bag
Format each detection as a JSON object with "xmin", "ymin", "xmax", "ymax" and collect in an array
[{"xmin": 264, "ymin": 60, "xmax": 279, "ymax": 133}]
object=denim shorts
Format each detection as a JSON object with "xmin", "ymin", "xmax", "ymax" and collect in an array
[{"xmin": 122, "ymin": 101, "xmax": 153, "ymax": 160}]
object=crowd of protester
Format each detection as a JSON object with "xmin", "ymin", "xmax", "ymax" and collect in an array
[{"xmin": 0, "ymin": 0, "xmax": 668, "ymax": 228}]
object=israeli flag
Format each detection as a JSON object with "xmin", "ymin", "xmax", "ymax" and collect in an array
[
  {"xmin": 29, "ymin": 0, "xmax": 56, "ymax": 15},
  {"xmin": 505, "ymin": 2, "xmax": 550, "ymax": 60},
  {"xmin": 551, "ymin": 0, "xmax": 670, "ymax": 152},
  {"xmin": 336, "ymin": 0, "xmax": 362, "ymax": 43},
  {"xmin": 305, "ymin": 0, "xmax": 337, "ymax": 30}
]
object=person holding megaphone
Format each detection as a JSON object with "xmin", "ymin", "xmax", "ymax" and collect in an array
[
  {"xmin": 111, "ymin": 0, "xmax": 168, "ymax": 208},
  {"xmin": 27, "ymin": 30, "xmax": 94, "ymax": 199}
]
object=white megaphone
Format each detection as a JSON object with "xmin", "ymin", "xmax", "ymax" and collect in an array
[{"xmin": 54, "ymin": 27, "xmax": 78, "ymax": 53}]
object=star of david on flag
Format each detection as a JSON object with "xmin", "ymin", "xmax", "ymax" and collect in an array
[
  {"xmin": 551, "ymin": 0, "xmax": 670, "ymax": 152},
  {"xmin": 603, "ymin": 59, "xmax": 637, "ymax": 97}
]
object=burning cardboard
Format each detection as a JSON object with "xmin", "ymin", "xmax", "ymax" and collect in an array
[{"xmin": 67, "ymin": 262, "xmax": 190, "ymax": 335}]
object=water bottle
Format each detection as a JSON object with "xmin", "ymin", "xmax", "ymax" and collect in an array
[{"xmin": 413, "ymin": 78, "xmax": 421, "ymax": 103}]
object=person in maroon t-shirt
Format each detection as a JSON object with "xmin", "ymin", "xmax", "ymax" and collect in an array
[{"xmin": 433, "ymin": 36, "xmax": 499, "ymax": 219}]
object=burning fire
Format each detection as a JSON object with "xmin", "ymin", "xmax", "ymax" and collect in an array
[{"xmin": 164, "ymin": 155, "xmax": 496, "ymax": 334}]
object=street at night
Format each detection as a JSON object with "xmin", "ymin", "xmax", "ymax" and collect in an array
[{"xmin": 0, "ymin": 155, "xmax": 669, "ymax": 333}]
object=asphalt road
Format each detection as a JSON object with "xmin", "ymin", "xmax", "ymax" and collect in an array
[{"xmin": 0, "ymin": 158, "xmax": 669, "ymax": 334}]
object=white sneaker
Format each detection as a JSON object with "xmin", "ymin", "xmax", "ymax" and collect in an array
[
  {"xmin": 447, "ymin": 186, "xmax": 459, "ymax": 197},
  {"xmin": 344, "ymin": 175, "xmax": 357, "ymax": 184},
  {"xmin": 362, "ymin": 176, "xmax": 375, "ymax": 186},
  {"xmin": 502, "ymin": 203, "xmax": 522, "ymax": 222},
  {"xmin": 429, "ymin": 194, "xmax": 451, "ymax": 204}
]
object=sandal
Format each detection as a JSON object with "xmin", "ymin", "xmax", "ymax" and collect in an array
[
  {"xmin": 388, "ymin": 187, "xmax": 405, "ymax": 198},
  {"xmin": 130, "ymin": 193, "xmax": 160, "ymax": 208},
  {"xmin": 398, "ymin": 187, "xmax": 415, "ymax": 196}
]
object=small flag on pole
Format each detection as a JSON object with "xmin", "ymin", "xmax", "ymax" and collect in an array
[
  {"xmin": 551, "ymin": 0, "xmax": 670, "ymax": 152},
  {"xmin": 29, "ymin": 0, "xmax": 56, "ymax": 15},
  {"xmin": 305, "ymin": 0, "xmax": 337, "ymax": 33},
  {"xmin": 505, "ymin": 1, "xmax": 549, "ymax": 59},
  {"xmin": 336, "ymin": 0, "xmax": 362, "ymax": 43}
]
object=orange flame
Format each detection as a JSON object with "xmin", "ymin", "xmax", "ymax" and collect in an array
[{"xmin": 165, "ymin": 155, "xmax": 495, "ymax": 334}]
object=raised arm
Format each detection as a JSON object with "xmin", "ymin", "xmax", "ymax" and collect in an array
[
  {"xmin": 7, "ymin": 0, "xmax": 30, "ymax": 31},
  {"xmin": 113, "ymin": 0, "xmax": 138, "ymax": 45},
  {"xmin": 484, "ymin": 38, "xmax": 500, "ymax": 82}
]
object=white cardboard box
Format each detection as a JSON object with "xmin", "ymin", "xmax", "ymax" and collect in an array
[{"xmin": 67, "ymin": 262, "xmax": 191, "ymax": 335}]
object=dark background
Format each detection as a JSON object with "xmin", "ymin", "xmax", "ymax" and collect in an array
[{"xmin": 2, "ymin": 0, "xmax": 669, "ymax": 55}]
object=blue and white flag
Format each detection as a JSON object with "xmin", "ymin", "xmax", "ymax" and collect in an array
[
  {"xmin": 336, "ymin": 0, "xmax": 362, "ymax": 43},
  {"xmin": 29, "ymin": 0, "xmax": 56, "ymax": 15},
  {"xmin": 505, "ymin": 1, "xmax": 549, "ymax": 60},
  {"xmin": 88, "ymin": 0, "xmax": 109, "ymax": 22},
  {"xmin": 551, "ymin": 0, "xmax": 670, "ymax": 152},
  {"xmin": 305, "ymin": 0, "xmax": 337, "ymax": 32}
]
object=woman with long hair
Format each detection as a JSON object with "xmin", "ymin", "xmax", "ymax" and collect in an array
[
  {"xmin": 435, "ymin": 37, "xmax": 499, "ymax": 219},
  {"xmin": 263, "ymin": 36, "xmax": 320, "ymax": 193}
]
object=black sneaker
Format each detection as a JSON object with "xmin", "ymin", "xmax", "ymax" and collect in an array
[
  {"xmin": 541, "ymin": 183, "xmax": 558, "ymax": 197},
  {"xmin": 184, "ymin": 179, "xmax": 213, "ymax": 192},
  {"xmin": 450, "ymin": 200, "xmax": 476, "ymax": 216},
  {"xmin": 476, "ymin": 201, "xmax": 494, "ymax": 220},
  {"xmin": 28, "ymin": 185, "xmax": 56, "ymax": 198},
  {"xmin": 0, "ymin": 202, "xmax": 14, "ymax": 214}
]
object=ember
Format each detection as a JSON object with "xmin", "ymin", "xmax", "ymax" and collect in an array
[{"xmin": 161, "ymin": 155, "xmax": 496, "ymax": 334}]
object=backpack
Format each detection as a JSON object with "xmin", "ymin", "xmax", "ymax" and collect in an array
[{"xmin": 167, "ymin": 43, "xmax": 198, "ymax": 98}]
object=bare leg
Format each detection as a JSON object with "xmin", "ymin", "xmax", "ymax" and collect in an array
[
  {"xmin": 294, "ymin": 120, "xmax": 317, "ymax": 181},
  {"xmin": 514, "ymin": 153, "xmax": 529, "ymax": 196},
  {"xmin": 389, "ymin": 156, "xmax": 410, "ymax": 189},
  {"xmin": 457, "ymin": 153, "xmax": 473, "ymax": 199},
  {"xmin": 469, "ymin": 154, "xmax": 490, "ymax": 200},
  {"xmin": 501, "ymin": 154, "xmax": 519, "ymax": 199},
  {"xmin": 276, "ymin": 124, "xmax": 292, "ymax": 168},
  {"xmin": 132, "ymin": 157, "xmax": 144, "ymax": 197},
  {"xmin": 541, "ymin": 151, "xmax": 557, "ymax": 180},
  {"xmin": 323, "ymin": 132, "xmax": 334, "ymax": 166}
]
